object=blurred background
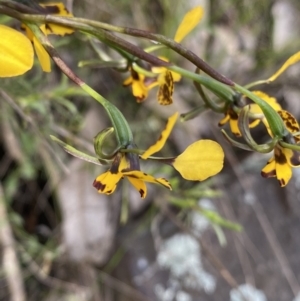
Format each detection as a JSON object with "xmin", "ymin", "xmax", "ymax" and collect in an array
[{"xmin": 1, "ymin": 0, "xmax": 300, "ymax": 300}]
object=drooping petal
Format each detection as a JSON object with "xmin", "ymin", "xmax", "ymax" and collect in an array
[
  {"xmin": 268, "ymin": 51, "xmax": 300, "ymax": 82},
  {"xmin": 33, "ymin": 35, "xmax": 51, "ymax": 72},
  {"xmin": 0, "ymin": 25, "xmax": 33, "ymax": 77},
  {"xmin": 172, "ymin": 140, "xmax": 224, "ymax": 181},
  {"xmin": 141, "ymin": 112, "xmax": 179, "ymax": 159},
  {"xmin": 283, "ymin": 147, "xmax": 300, "ymax": 167},
  {"xmin": 123, "ymin": 171, "xmax": 172, "ymax": 190},
  {"xmin": 126, "ymin": 177, "xmax": 147, "ymax": 198},
  {"xmin": 123, "ymin": 71, "xmax": 148, "ymax": 101},
  {"xmin": 218, "ymin": 113, "xmax": 230, "ymax": 126},
  {"xmin": 274, "ymin": 147, "xmax": 292, "ymax": 187},
  {"xmin": 41, "ymin": 2, "xmax": 74, "ymax": 35},
  {"xmin": 261, "ymin": 156, "xmax": 276, "ymax": 178},
  {"xmin": 218, "ymin": 108, "xmax": 241, "ymax": 136},
  {"xmin": 93, "ymin": 171, "xmax": 123, "ymax": 195},
  {"xmin": 229, "ymin": 117, "xmax": 241, "ymax": 137},
  {"xmin": 278, "ymin": 110, "xmax": 300, "ymax": 142},
  {"xmin": 174, "ymin": 6, "xmax": 204, "ymax": 43},
  {"xmin": 157, "ymin": 70, "xmax": 174, "ymax": 105},
  {"xmin": 25, "ymin": 24, "xmax": 51, "ymax": 72}
]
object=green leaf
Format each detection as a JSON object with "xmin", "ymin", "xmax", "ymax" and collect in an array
[
  {"xmin": 200, "ymin": 209, "xmax": 243, "ymax": 231},
  {"xmin": 50, "ymin": 135, "xmax": 108, "ymax": 165}
]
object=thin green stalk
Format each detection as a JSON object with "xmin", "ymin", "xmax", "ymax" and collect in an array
[
  {"xmin": 26, "ymin": 23, "xmax": 133, "ymax": 147},
  {"xmin": 169, "ymin": 66, "xmax": 235, "ymax": 102},
  {"xmin": 233, "ymin": 84, "xmax": 287, "ymax": 138}
]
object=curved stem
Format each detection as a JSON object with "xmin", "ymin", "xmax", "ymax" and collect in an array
[{"xmin": 0, "ymin": 1, "xmax": 233, "ymax": 85}]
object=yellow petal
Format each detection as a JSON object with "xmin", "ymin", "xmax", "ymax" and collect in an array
[
  {"xmin": 141, "ymin": 112, "xmax": 179, "ymax": 159},
  {"xmin": 123, "ymin": 76, "xmax": 133, "ymax": 86},
  {"xmin": 33, "ymin": 36, "xmax": 51, "ymax": 72},
  {"xmin": 123, "ymin": 171, "xmax": 172, "ymax": 190},
  {"xmin": 274, "ymin": 148, "xmax": 292, "ymax": 187},
  {"xmin": 250, "ymin": 91, "xmax": 282, "ymax": 113},
  {"xmin": 173, "ymin": 140, "xmax": 224, "ymax": 181},
  {"xmin": 41, "ymin": 2, "xmax": 74, "ymax": 35},
  {"xmin": 132, "ymin": 79, "xmax": 149, "ymax": 101},
  {"xmin": 157, "ymin": 71, "xmax": 174, "ymax": 105},
  {"xmin": 174, "ymin": 6, "xmax": 204, "ymax": 43},
  {"xmin": 123, "ymin": 71, "xmax": 148, "ymax": 101},
  {"xmin": 93, "ymin": 171, "xmax": 123, "ymax": 194},
  {"xmin": 278, "ymin": 110, "xmax": 300, "ymax": 142},
  {"xmin": 268, "ymin": 51, "xmax": 300, "ymax": 82},
  {"xmin": 275, "ymin": 162, "xmax": 292, "ymax": 187},
  {"xmin": 126, "ymin": 177, "xmax": 147, "ymax": 198},
  {"xmin": 229, "ymin": 118, "xmax": 241, "ymax": 137},
  {"xmin": 151, "ymin": 57, "xmax": 181, "ymax": 82},
  {"xmin": 261, "ymin": 156, "xmax": 276, "ymax": 178},
  {"xmin": 218, "ymin": 114, "xmax": 230, "ymax": 126},
  {"xmin": 283, "ymin": 147, "xmax": 300, "ymax": 167},
  {"xmin": 0, "ymin": 25, "xmax": 33, "ymax": 77}
]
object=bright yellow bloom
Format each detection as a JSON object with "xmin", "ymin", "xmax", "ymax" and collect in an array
[
  {"xmin": 123, "ymin": 59, "xmax": 181, "ymax": 105},
  {"xmin": 93, "ymin": 149, "xmax": 171, "ymax": 199},
  {"xmin": 248, "ymin": 91, "xmax": 282, "ymax": 131},
  {"xmin": 0, "ymin": 25, "xmax": 33, "ymax": 77},
  {"xmin": 122, "ymin": 5, "xmax": 203, "ymax": 105},
  {"xmin": 218, "ymin": 107, "xmax": 241, "ymax": 136},
  {"xmin": 93, "ymin": 112, "xmax": 224, "ymax": 197},
  {"xmin": 219, "ymin": 91, "xmax": 281, "ymax": 137},
  {"xmin": 172, "ymin": 140, "xmax": 224, "ymax": 181},
  {"xmin": 149, "ymin": 62, "xmax": 181, "ymax": 105},
  {"xmin": 261, "ymin": 110, "xmax": 300, "ymax": 187},
  {"xmin": 123, "ymin": 67, "xmax": 148, "ymax": 102},
  {"xmin": 22, "ymin": 2, "xmax": 74, "ymax": 72}
]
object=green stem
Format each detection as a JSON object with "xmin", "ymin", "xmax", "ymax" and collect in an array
[
  {"xmin": 233, "ymin": 84, "xmax": 287, "ymax": 138},
  {"xmin": 169, "ymin": 66, "xmax": 235, "ymax": 102},
  {"xmin": 280, "ymin": 141, "xmax": 300, "ymax": 151},
  {"xmin": 26, "ymin": 22, "xmax": 133, "ymax": 147}
]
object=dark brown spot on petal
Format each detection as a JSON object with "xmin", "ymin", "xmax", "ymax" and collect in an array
[
  {"xmin": 45, "ymin": 23, "xmax": 53, "ymax": 33},
  {"xmin": 279, "ymin": 178, "xmax": 285, "ymax": 187},
  {"xmin": 261, "ymin": 169, "xmax": 276, "ymax": 178},
  {"xmin": 228, "ymin": 108, "xmax": 238, "ymax": 120},
  {"xmin": 139, "ymin": 189, "xmax": 145, "ymax": 198},
  {"xmin": 274, "ymin": 147, "xmax": 287, "ymax": 165},
  {"xmin": 93, "ymin": 180, "xmax": 106, "ymax": 191},
  {"xmin": 131, "ymin": 68, "xmax": 140, "ymax": 80},
  {"xmin": 44, "ymin": 5, "xmax": 60, "ymax": 14}
]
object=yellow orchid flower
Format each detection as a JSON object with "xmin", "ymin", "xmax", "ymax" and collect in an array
[
  {"xmin": 123, "ymin": 6, "xmax": 203, "ymax": 105},
  {"xmin": 219, "ymin": 91, "xmax": 281, "ymax": 137},
  {"xmin": 93, "ymin": 151, "xmax": 171, "ymax": 198},
  {"xmin": 261, "ymin": 110, "xmax": 300, "ymax": 187},
  {"xmin": 22, "ymin": 2, "xmax": 74, "ymax": 72},
  {"xmin": 0, "ymin": 24, "xmax": 33, "ymax": 77},
  {"xmin": 123, "ymin": 59, "xmax": 181, "ymax": 105},
  {"xmin": 123, "ymin": 67, "xmax": 149, "ymax": 102}
]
